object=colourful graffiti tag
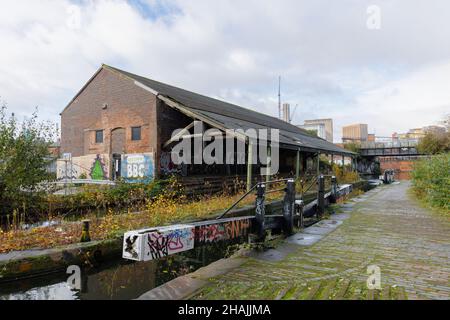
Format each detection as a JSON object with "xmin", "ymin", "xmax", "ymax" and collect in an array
[
  {"xmin": 123, "ymin": 219, "xmax": 251, "ymax": 261},
  {"xmin": 194, "ymin": 219, "xmax": 251, "ymax": 244},
  {"xmin": 90, "ymin": 155, "xmax": 106, "ymax": 180},
  {"xmin": 144, "ymin": 225, "xmax": 194, "ymax": 261},
  {"xmin": 195, "ymin": 224, "xmax": 226, "ymax": 243},
  {"xmin": 121, "ymin": 154, "xmax": 154, "ymax": 182}
]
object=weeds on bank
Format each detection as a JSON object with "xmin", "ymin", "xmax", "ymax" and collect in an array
[
  {"xmin": 0, "ymin": 178, "xmax": 286, "ymax": 253},
  {"xmin": 411, "ymin": 153, "xmax": 450, "ymax": 212}
]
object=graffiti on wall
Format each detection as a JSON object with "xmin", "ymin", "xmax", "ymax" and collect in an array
[
  {"xmin": 123, "ymin": 218, "xmax": 251, "ymax": 262},
  {"xmin": 160, "ymin": 151, "xmax": 187, "ymax": 176},
  {"xmin": 90, "ymin": 155, "xmax": 107, "ymax": 180},
  {"xmin": 121, "ymin": 153, "xmax": 154, "ymax": 182},
  {"xmin": 56, "ymin": 154, "xmax": 109, "ymax": 180}
]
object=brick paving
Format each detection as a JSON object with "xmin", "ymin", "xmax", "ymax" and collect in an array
[{"xmin": 193, "ymin": 182, "xmax": 450, "ymax": 300}]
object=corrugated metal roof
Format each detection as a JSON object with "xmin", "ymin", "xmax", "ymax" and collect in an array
[{"xmin": 105, "ymin": 65, "xmax": 354, "ymax": 155}]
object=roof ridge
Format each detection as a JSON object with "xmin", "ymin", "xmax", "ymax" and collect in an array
[{"xmin": 102, "ymin": 64, "xmax": 311, "ymax": 135}]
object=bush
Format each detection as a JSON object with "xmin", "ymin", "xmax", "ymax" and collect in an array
[
  {"xmin": 411, "ymin": 153, "xmax": 450, "ymax": 210},
  {"xmin": 332, "ymin": 163, "xmax": 360, "ymax": 184},
  {"xmin": 0, "ymin": 103, "xmax": 58, "ymax": 216},
  {"xmin": 417, "ymin": 132, "xmax": 450, "ymax": 155}
]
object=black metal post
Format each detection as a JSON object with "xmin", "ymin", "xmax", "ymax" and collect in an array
[
  {"xmin": 282, "ymin": 179, "xmax": 295, "ymax": 235},
  {"xmin": 255, "ymin": 183, "xmax": 266, "ymax": 240},
  {"xmin": 317, "ymin": 175, "xmax": 325, "ymax": 218},
  {"xmin": 80, "ymin": 220, "xmax": 91, "ymax": 243}
]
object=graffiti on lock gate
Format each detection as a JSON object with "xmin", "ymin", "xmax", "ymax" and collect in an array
[
  {"xmin": 195, "ymin": 218, "xmax": 251, "ymax": 244},
  {"xmin": 145, "ymin": 226, "xmax": 195, "ymax": 260}
]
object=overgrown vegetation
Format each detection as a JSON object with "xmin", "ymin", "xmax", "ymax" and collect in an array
[
  {"xmin": 0, "ymin": 179, "xmax": 286, "ymax": 253},
  {"xmin": 411, "ymin": 153, "xmax": 450, "ymax": 211},
  {"xmin": 332, "ymin": 163, "xmax": 360, "ymax": 184},
  {"xmin": 343, "ymin": 142, "xmax": 361, "ymax": 154},
  {"xmin": 417, "ymin": 131, "xmax": 450, "ymax": 155},
  {"xmin": 0, "ymin": 103, "xmax": 58, "ymax": 216}
]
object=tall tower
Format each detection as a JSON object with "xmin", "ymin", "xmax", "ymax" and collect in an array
[{"xmin": 282, "ymin": 103, "xmax": 291, "ymax": 123}]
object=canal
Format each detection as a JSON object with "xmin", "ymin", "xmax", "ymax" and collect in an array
[{"xmin": 0, "ymin": 240, "xmax": 244, "ymax": 300}]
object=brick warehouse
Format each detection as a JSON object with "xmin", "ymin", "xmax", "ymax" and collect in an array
[{"xmin": 59, "ymin": 64, "xmax": 354, "ymax": 188}]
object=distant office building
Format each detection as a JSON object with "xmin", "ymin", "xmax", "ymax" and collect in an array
[
  {"xmin": 395, "ymin": 126, "xmax": 446, "ymax": 141},
  {"xmin": 367, "ymin": 133, "xmax": 375, "ymax": 142},
  {"xmin": 342, "ymin": 124, "xmax": 368, "ymax": 143},
  {"xmin": 303, "ymin": 119, "xmax": 333, "ymax": 142},
  {"xmin": 406, "ymin": 128, "xmax": 425, "ymax": 139},
  {"xmin": 298, "ymin": 123, "xmax": 326, "ymax": 140}
]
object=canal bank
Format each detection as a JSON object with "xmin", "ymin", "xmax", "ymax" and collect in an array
[{"xmin": 0, "ymin": 180, "xmax": 369, "ymax": 299}]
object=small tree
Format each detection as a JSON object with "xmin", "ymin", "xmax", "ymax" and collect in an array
[
  {"xmin": 0, "ymin": 102, "xmax": 58, "ymax": 215},
  {"xmin": 417, "ymin": 131, "xmax": 450, "ymax": 155}
]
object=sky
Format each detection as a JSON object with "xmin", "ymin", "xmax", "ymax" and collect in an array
[{"xmin": 0, "ymin": 0, "xmax": 449, "ymax": 142}]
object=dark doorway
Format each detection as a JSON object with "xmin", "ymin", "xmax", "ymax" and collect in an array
[
  {"xmin": 111, "ymin": 128, "xmax": 125, "ymax": 180},
  {"xmin": 112, "ymin": 153, "xmax": 122, "ymax": 180}
]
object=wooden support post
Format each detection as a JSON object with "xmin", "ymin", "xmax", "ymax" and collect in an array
[
  {"xmin": 317, "ymin": 175, "xmax": 325, "ymax": 218},
  {"xmin": 317, "ymin": 153, "xmax": 320, "ymax": 177},
  {"xmin": 295, "ymin": 149, "xmax": 300, "ymax": 180},
  {"xmin": 342, "ymin": 155, "xmax": 345, "ymax": 171},
  {"xmin": 246, "ymin": 142, "xmax": 253, "ymax": 192},
  {"xmin": 283, "ymin": 179, "xmax": 295, "ymax": 235}
]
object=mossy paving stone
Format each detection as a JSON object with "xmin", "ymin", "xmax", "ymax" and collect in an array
[
  {"xmin": 366, "ymin": 289, "xmax": 376, "ymax": 300},
  {"xmin": 282, "ymin": 284, "xmax": 305, "ymax": 300},
  {"xmin": 241, "ymin": 283, "xmax": 270, "ymax": 300},
  {"xmin": 274, "ymin": 284, "xmax": 294, "ymax": 300},
  {"xmin": 192, "ymin": 284, "xmax": 222, "ymax": 300},
  {"xmin": 317, "ymin": 279, "xmax": 338, "ymax": 300},
  {"xmin": 298, "ymin": 282, "xmax": 322, "ymax": 300},
  {"xmin": 332, "ymin": 279, "xmax": 351, "ymax": 300},
  {"xmin": 343, "ymin": 282, "xmax": 363, "ymax": 300}
]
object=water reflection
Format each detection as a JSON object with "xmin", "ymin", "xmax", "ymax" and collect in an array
[{"xmin": 0, "ymin": 240, "xmax": 243, "ymax": 300}]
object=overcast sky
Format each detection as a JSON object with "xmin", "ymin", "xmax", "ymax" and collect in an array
[{"xmin": 1, "ymin": 0, "xmax": 449, "ymax": 142}]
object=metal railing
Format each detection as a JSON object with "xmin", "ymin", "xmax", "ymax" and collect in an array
[
  {"xmin": 217, "ymin": 175, "xmax": 340, "ymax": 239},
  {"xmin": 217, "ymin": 179, "xmax": 290, "ymax": 220}
]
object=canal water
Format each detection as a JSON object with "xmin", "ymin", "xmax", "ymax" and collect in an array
[{"xmin": 0, "ymin": 240, "xmax": 244, "ymax": 300}]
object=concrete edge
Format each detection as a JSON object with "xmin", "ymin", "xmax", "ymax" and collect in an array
[{"xmin": 137, "ymin": 250, "xmax": 250, "ymax": 300}]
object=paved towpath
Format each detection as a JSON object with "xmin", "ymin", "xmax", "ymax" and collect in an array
[{"xmin": 192, "ymin": 182, "xmax": 450, "ymax": 300}]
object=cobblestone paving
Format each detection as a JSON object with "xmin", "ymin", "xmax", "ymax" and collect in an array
[{"xmin": 193, "ymin": 182, "xmax": 450, "ymax": 300}]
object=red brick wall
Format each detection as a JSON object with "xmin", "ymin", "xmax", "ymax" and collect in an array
[
  {"xmin": 61, "ymin": 67, "xmax": 157, "ymax": 158},
  {"xmin": 380, "ymin": 159, "xmax": 414, "ymax": 180}
]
